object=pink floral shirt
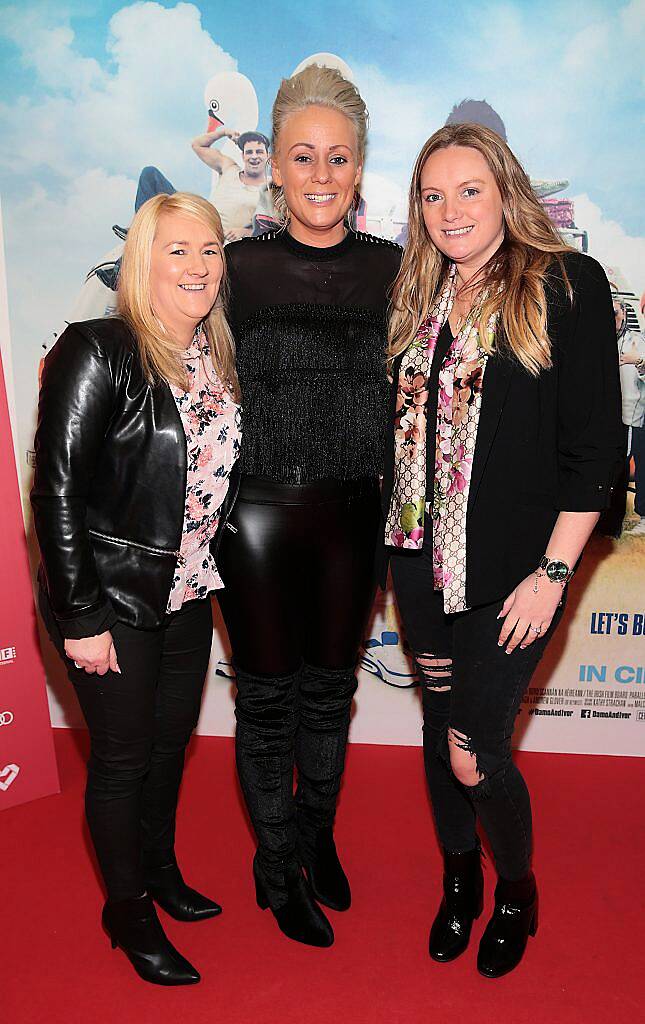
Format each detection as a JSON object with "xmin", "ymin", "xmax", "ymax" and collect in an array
[{"xmin": 167, "ymin": 330, "xmax": 241, "ymax": 613}]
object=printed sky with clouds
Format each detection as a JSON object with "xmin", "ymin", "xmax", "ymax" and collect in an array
[{"xmin": 1, "ymin": 0, "xmax": 644, "ymax": 457}]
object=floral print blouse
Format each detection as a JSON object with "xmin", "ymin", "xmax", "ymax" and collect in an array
[{"xmin": 167, "ymin": 329, "xmax": 241, "ymax": 613}]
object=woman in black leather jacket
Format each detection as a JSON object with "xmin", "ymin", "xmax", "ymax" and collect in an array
[{"xmin": 31, "ymin": 192, "xmax": 240, "ymax": 986}]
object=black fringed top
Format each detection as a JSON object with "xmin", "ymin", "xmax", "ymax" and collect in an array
[{"xmin": 225, "ymin": 229, "xmax": 402, "ymax": 484}]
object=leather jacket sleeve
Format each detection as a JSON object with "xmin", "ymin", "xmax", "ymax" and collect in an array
[{"xmin": 31, "ymin": 324, "xmax": 119, "ymax": 639}]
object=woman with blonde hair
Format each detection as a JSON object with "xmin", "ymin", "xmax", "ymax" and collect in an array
[
  {"xmin": 216, "ymin": 64, "xmax": 401, "ymax": 947},
  {"xmin": 382, "ymin": 124, "xmax": 623, "ymax": 977},
  {"xmin": 32, "ymin": 192, "xmax": 240, "ymax": 985}
]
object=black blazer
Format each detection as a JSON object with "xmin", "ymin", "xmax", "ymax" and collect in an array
[
  {"xmin": 31, "ymin": 317, "xmax": 240, "ymax": 639},
  {"xmin": 380, "ymin": 251, "xmax": 624, "ymax": 608}
]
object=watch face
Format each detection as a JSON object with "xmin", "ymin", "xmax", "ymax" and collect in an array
[{"xmin": 546, "ymin": 560, "xmax": 569, "ymax": 582}]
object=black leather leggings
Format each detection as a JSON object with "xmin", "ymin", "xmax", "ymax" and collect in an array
[{"xmin": 216, "ymin": 475, "xmax": 380, "ymax": 904}]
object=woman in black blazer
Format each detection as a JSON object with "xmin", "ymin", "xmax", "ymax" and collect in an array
[{"xmin": 382, "ymin": 124, "xmax": 623, "ymax": 979}]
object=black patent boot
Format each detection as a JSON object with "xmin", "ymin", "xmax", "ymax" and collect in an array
[
  {"xmin": 429, "ymin": 846, "xmax": 484, "ymax": 962},
  {"xmin": 253, "ymin": 855, "xmax": 334, "ymax": 947},
  {"xmin": 301, "ymin": 826, "xmax": 351, "ymax": 912},
  {"xmin": 143, "ymin": 859, "xmax": 222, "ymax": 922},
  {"xmin": 477, "ymin": 872, "xmax": 538, "ymax": 978},
  {"xmin": 102, "ymin": 894, "xmax": 200, "ymax": 985}
]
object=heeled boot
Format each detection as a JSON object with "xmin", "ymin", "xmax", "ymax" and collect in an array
[
  {"xmin": 429, "ymin": 846, "xmax": 484, "ymax": 962},
  {"xmin": 102, "ymin": 894, "xmax": 200, "ymax": 985},
  {"xmin": 295, "ymin": 663, "xmax": 357, "ymax": 912},
  {"xmin": 300, "ymin": 826, "xmax": 351, "ymax": 912},
  {"xmin": 253, "ymin": 855, "xmax": 334, "ymax": 947},
  {"xmin": 143, "ymin": 858, "xmax": 222, "ymax": 922},
  {"xmin": 477, "ymin": 871, "xmax": 538, "ymax": 978}
]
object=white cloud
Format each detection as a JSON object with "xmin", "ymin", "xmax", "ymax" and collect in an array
[
  {"xmin": 0, "ymin": 3, "xmax": 239, "ymax": 467},
  {"xmin": 0, "ymin": 2, "xmax": 236, "ymax": 182},
  {"xmin": 4, "ymin": 169, "xmax": 137, "ymax": 463},
  {"xmin": 562, "ymin": 23, "xmax": 606, "ymax": 73},
  {"xmin": 353, "ymin": 62, "xmax": 444, "ymax": 186},
  {"xmin": 361, "ymin": 170, "xmax": 406, "ymax": 220},
  {"xmin": 573, "ymin": 193, "xmax": 645, "ymax": 298}
]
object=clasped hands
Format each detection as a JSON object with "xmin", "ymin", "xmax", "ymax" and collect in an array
[{"xmin": 497, "ymin": 572, "xmax": 563, "ymax": 654}]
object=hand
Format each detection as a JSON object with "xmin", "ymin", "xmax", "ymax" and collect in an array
[
  {"xmin": 64, "ymin": 631, "xmax": 120, "ymax": 676},
  {"xmin": 226, "ymin": 129, "xmax": 240, "ymax": 142},
  {"xmin": 619, "ymin": 343, "xmax": 641, "ymax": 365},
  {"xmin": 225, "ymin": 228, "xmax": 241, "ymax": 242},
  {"xmin": 497, "ymin": 573, "xmax": 562, "ymax": 653}
]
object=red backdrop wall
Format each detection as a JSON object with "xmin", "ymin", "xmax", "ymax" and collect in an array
[{"xmin": 0, "ymin": 348, "xmax": 59, "ymax": 810}]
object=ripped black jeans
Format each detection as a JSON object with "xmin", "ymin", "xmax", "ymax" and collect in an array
[{"xmin": 391, "ymin": 549, "xmax": 565, "ymax": 880}]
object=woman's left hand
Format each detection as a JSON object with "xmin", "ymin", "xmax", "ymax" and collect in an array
[{"xmin": 497, "ymin": 572, "xmax": 563, "ymax": 653}]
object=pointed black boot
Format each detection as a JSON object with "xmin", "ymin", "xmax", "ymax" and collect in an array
[
  {"xmin": 102, "ymin": 894, "xmax": 200, "ymax": 985},
  {"xmin": 429, "ymin": 846, "xmax": 484, "ymax": 962},
  {"xmin": 143, "ymin": 860, "xmax": 222, "ymax": 922},
  {"xmin": 253, "ymin": 856, "xmax": 334, "ymax": 947},
  {"xmin": 301, "ymin": 826, "xmax": 351, "ymax": 912},
  {"xmin": 477, "ymin": 872, "xmax": 538, "ymax": 978}
]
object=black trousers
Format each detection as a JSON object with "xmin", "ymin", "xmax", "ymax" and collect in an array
[
  {"xmin": 216, "ymin": 475, "xmax": 380, "ymax": 904},
  {"xmin": 391, "ymin": 549, "xmax": 565, "ymax": 880},
  {"xmin": 40, "ymin": 590, "xmax": 213, "ymax": 901}
]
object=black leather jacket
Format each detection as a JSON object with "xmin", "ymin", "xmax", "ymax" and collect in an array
[{"xmin": 31, "ymin": 317, "xmax": 240, "ymax": 639}]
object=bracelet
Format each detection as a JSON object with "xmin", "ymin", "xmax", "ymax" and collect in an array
[
  {"xmin": 532, "ymin": 570, "xmax": 566, "ymax": 594},
  {"xmin": 533, "ymin": 556, "xmax": 573, "ymax": 603}
]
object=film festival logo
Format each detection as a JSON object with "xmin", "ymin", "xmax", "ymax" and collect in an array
[
  {"xmin": 0, "ymin": 711, "xmax": 14, "ymax": 727},
  {"xmin": 0, "ymin": 763, "xmax": 20, "ymax": 792},
  {"xmin": 0, "ymin": 646, "xmax": 17, "ymax": 667}
]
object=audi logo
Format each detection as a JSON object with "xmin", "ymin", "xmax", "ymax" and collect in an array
[{"xmin": 0, "ymin": 711, "xmax": 14, "ymax": 727}]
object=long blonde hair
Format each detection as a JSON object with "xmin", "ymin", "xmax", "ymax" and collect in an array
[
  {"xmin": 389, "ymin": 124, "xmax": 573, "ymax": 375},
  {"xmin": 118, "ymin": 192, "xmax": 239, "ymax": 398},
  {"xmin": 270, "ymin": 64, "xmax": 368, "ymax": 223}
]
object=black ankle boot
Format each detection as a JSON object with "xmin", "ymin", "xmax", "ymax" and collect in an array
[
  {"xmin": 477, "ymin": 871, "xmax": 538, "ymax": 978},
  {"xmin": 429, "ymin": 846, "xmax": 484, "ymax": 962},
  {"xmin": 102, "ymin": 894, "xmax": 200, "ymax": 985},
  {"xmin": 253, "ymin": 856, "xmax": 334, "ymax": 947},
  {"xmin": 143, "ymin": 860, "xmax": 222, "ymax": 922},
  {"xmin": 301, "ymin": 826, "xmax": 351, "ymax": 912}
]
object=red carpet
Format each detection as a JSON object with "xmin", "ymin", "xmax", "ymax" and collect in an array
[{"xmin": 2, "ymin": 729, "xmax": 643, "ymax": 1024}]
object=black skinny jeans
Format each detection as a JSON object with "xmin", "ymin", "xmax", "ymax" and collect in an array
[
  {"xmin": 216, "ymin": 475, "xmax": 380, "ymax": 905},
  {"xmin": 40, "ymin": 590, "xmax": 213, "ymax": 902},
  {"xmin": 391, "ymin": 549, "xmax": 565, "ymax": 881}
]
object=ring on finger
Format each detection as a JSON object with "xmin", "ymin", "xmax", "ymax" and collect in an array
[{"xmin": 530, "ymin": 625, "xmax": 542, "ymax": 635}]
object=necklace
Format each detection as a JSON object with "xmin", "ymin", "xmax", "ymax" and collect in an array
[
  {"xmin": 450, "ymin": 280, "xmax": 484, "ymax": 335},
  {"xmin": 451, "ymin": 300, "xmax": 474, "ymax": 336}
]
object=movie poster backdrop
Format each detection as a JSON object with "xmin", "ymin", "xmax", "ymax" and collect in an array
[{"xmin": 0, "ymin": 2, "xmax": 642, "ymax": 760}]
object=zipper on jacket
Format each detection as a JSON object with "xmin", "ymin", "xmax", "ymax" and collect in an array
[
  {"xmin": 88, "ymin": 529, "xmax": 180, "ymax": 559},
  {"xmin": 211, "ymin": 469, "xmax": 242, "ymax": 559}
]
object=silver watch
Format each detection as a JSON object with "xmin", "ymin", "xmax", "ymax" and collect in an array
[{"xmin": 538, "ymin": 556, "xmax": 573, "ymax": 585}]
